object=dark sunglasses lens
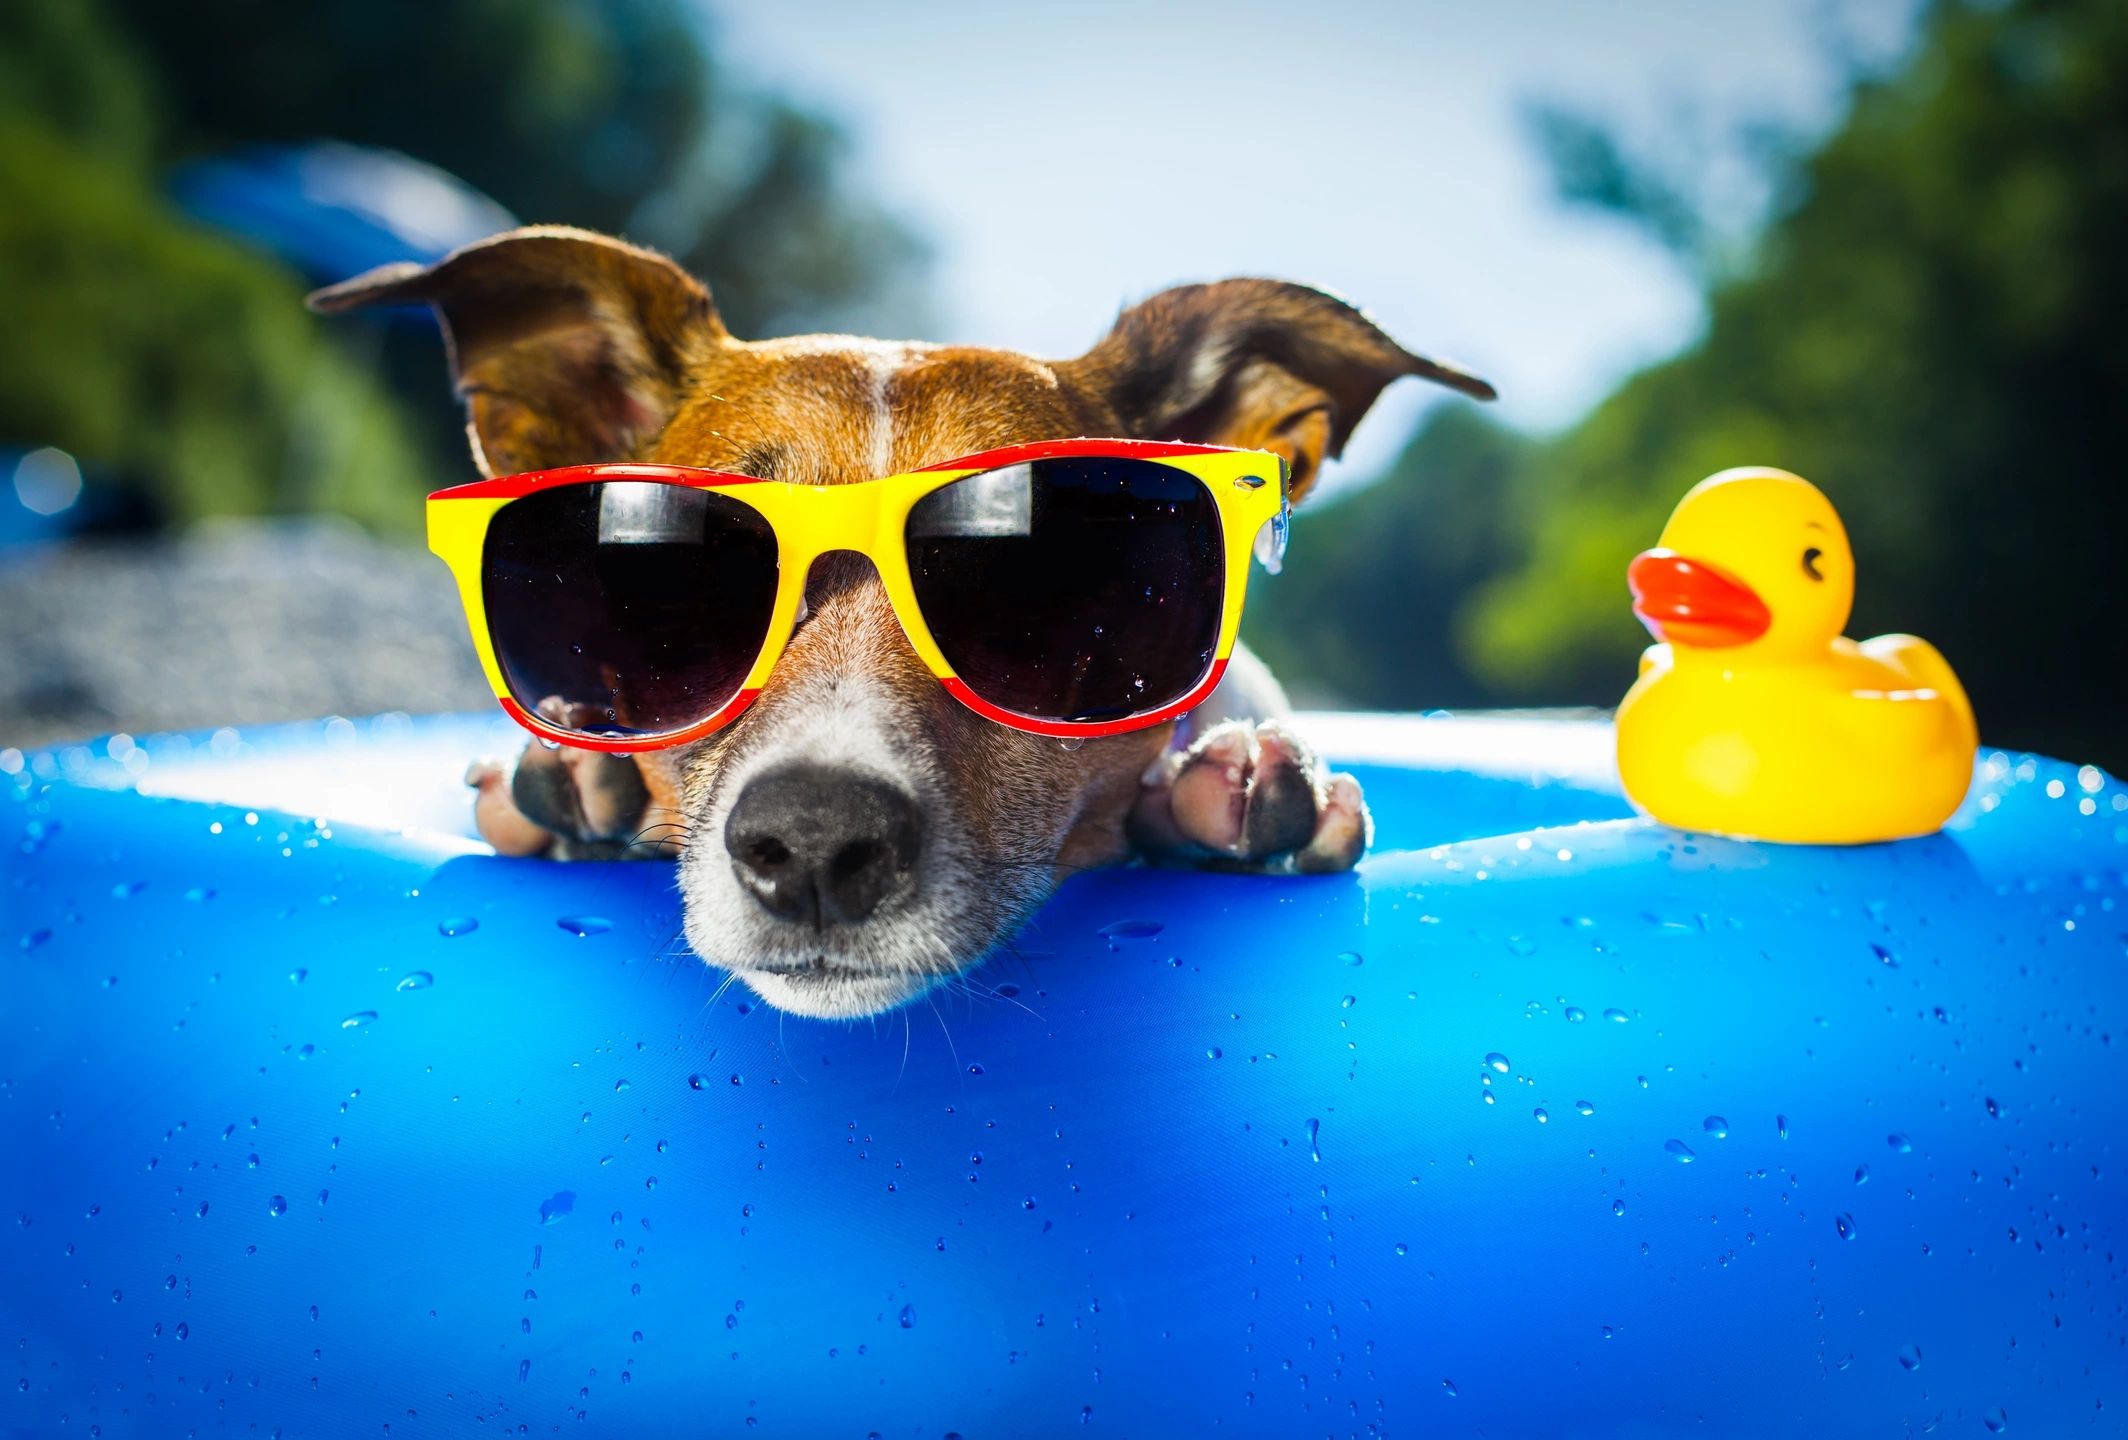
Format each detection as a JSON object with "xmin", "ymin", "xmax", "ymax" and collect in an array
[
  {"xmin": 482, "ymin": 481, "xmax": 777, "ymax": 737},
  {"xmin": 905, "ymin": 457, "xmax": 1223, "ymax": 723}
]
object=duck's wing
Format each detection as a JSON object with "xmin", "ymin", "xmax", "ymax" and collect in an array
[
  {"xmin": 1860, "ymin": 634, "xmax": 1978, "ymax": 750},
  {"xmin": 1810, "ymin": 683, "xmax": 1964, "ymax": 763}
]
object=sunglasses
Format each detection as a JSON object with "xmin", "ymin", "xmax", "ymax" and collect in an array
[{"xmin": 427, "ymin": 438, "xmax": 1291, "ymax": 752}]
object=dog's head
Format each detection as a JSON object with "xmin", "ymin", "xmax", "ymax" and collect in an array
[{"xmin": 316, "ymin": 226, "xmax": 1488, "ymax": 1016}]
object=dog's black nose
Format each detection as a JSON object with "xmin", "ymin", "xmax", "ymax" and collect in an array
[{"xmin": 724, "ymin": 765, "xmax": 922, "ymax": 926}]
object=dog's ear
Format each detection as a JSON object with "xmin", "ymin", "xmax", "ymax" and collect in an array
[
  {"xmin": 308, "ymin": 226, "xmax": 723, "ymax": 477},
  {"xmin": 1063, "ymin": 280, "xmax": 1493, "ymax": 501}
]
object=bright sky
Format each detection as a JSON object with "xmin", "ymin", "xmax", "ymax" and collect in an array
[{"xmin": 710, "ymin": 0, "xmax": 1918, "ymax": 490}]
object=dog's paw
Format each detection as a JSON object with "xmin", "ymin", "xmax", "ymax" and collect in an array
[
  {"xmin": 465, "ymin": 698, "xmax": 670, "ymax": 860},
  {"xmin": 1127, "ymin": 718, "xmax": 1371, "ymax": 873}
]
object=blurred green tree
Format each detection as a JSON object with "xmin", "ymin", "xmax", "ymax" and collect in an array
[{"xmin": 1249, "ymin": 0, "xmax": 2126, "ymax": 765}]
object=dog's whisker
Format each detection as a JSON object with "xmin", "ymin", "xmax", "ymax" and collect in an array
[
  {"xmin": 923, "ymin": 991, "xmax": 963, "ymax": 1078},
  {"xmin": 948, "ymin": 972, "xmax": 1041, "ymax": 1021},
  {"xmin": 702, "ymin": 965, "xmax": 743, "ymax": 1013}
]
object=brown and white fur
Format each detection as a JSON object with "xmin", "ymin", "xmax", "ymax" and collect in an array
[{"xmin": 311, "ymin": 227, "xmax": 1492, "ymax": 1019}]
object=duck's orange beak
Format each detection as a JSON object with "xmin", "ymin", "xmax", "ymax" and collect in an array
[{"xmin": 1628, "ymin": 549, "xmax": 1770, "ymax": 647}]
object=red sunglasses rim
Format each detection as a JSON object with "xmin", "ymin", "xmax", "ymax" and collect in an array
[
  {"xmin": 430, "ymin": 436, "xmax": 1257, "ymax": 502},
  {"xmin": 499, "ymin": 658, "xmax": 1232, "ymax": 753}
]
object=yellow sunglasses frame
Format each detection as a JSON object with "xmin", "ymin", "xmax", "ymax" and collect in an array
[{"xmin": 426, "ymin": 438, "xmax": 1290, "ymax": 752}]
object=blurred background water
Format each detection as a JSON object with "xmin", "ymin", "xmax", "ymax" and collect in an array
[{"xmin": 1, "ymin": 0, "xmax": 2119, "ymax": 765}]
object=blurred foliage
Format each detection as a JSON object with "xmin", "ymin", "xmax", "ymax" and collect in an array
[
  {"xmin": 1524, "ymin": 106, "xmax": 1712, "ymax": 265},
  {"xmin": 1249, "ymin": 0, "xmax": 2127, "ymax": 765},
  {"xmin": 0, "ymin": 0, "xmax": 927, "ymax": 531},
  {"xmin": 0, "ymin": 119, "xmax": 425, "ymax": 530},
  {"xmin": 0, "ymin": 0, "xmax": 425, "ymax": 528}
]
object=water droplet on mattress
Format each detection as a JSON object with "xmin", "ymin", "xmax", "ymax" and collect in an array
[
  {"xmin": 396, "ymin": 971, "xmax": 433, "ymax": 992},
  {"xmin": 437, "ymin": 916, "xmax": 479, "ymax": 937},
  {"xmin": 1664, "ymin": 1139, "xmax": 1696, "ymax": 1163},
  {"xmin": 339, "ymin": 1011, "xmax": 376, "ymax": 1030},
  {"xmin": 557, "ymin": 915, "xmax": 612, "ymax": 937}
]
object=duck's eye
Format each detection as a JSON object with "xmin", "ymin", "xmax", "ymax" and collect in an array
[{"xmin": 1802, "ymin": 546, "xmax": 1825, "ymax": 581}]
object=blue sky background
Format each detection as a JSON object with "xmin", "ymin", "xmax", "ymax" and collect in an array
[{"xmin": 710, "ymin": 0, "xmax": 1921, "ymax": 491}]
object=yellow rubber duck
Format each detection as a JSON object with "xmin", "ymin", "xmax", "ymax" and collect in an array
[{"xmin": 1616, "ymin": 467, "xmax": 1977, "ymax": 844}]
